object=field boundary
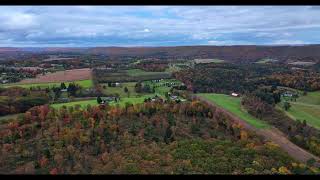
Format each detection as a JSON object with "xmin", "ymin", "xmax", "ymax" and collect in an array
[{"xmin": 192, "ymin": 94, "xmax": 320, "ymax": 166}]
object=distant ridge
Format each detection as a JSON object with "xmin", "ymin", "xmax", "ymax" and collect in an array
[{"xmin": 1, "ymin": 45, "xmax": 320, "ymax": 63}]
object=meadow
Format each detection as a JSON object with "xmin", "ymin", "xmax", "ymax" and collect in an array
[
  {"xmin": 278, "ymin": 91, "xmax": 320, "ymax": 129},
  {"xmin": 1, "ymin": 79, "xmax": 93, "ymax": 89},
  {"xmin": 255, "ymin": 58, "xmax": 278, "ymax": 64},
  {"xmin": 50, "ymin": 99, "xmax": 98, "ymax": 109},
  {"xmin": 100, "ymin": 82, "xmax": 141, "ymax": 97},
  {"xmin": 194, "ymin": 59, "xmax": 225, "ymax": 64},
  {"xmin": 20, "ymin": 68, "xmax": 92, "ymax": 84},
  {"xmin": 197, "ymin": 93, "xmax": 270, "ymax": 129},
  {"xmin": 50, "ymin": 94, "xmax": 156, "ymax": 109},
  {"xmin": 126, "ymin": 69, "xmax": 171, "ymax": 77}
]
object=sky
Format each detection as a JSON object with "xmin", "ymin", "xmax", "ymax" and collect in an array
[{"xmin": 1, "ymin": 6, "xmax": 320, "ymax": 47}]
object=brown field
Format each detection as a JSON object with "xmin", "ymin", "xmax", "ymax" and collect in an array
[{"xmin": 20, "ymin": 68, "xmax": 92, "ymax": 84}]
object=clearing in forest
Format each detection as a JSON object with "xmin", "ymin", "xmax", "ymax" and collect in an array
[
  {"xmin": 2, "ymin": 79, "xmax": 93, "ymax": 89},
  {"xmin": 278, "ymin": 91, "xmax": 320, "ymax": 129},
  {"xmin": 19, "ymin": 68, "xmax": 92, "ymax": 84},
  {"xmin": 194, "ymin": 59, "xmax": 225, "ymax": 64},
  {"xmin": 197, "ymin": 93, "xmax": 270, "ymax": 129},
  {"xmin": 50, "ymin": 99, "xmax": 98, "ymax": 109},
  {"xmin": 126, "ymin": 69, "xmax": 171, "ymax": 77}
]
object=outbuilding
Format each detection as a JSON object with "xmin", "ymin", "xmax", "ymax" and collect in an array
[{"xmin": 231, "ymin": 93, "xmax": 239, "ymax": 97}]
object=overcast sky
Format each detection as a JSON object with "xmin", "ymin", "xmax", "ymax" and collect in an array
[{"xmin": 1, "ymin": 6, "xmax": 320, "ymax": 47}]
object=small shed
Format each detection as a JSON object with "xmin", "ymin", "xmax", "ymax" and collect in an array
[{"xmin": 231, "ymin": 93, "xmax": 239, "ymax": 97}]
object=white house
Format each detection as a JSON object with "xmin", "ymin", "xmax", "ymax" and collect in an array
[{"xmin": 231, "ymin": 93, "xmax": 239, "ymax": 97}]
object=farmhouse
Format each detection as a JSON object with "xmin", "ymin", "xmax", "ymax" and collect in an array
[
  {"xmin": 282, "ymin": 92, "xmax": 293, "ymax": 97},
  {"xmin": 100, "ymin": 96, "xmax": 117, "ymax": 104}
]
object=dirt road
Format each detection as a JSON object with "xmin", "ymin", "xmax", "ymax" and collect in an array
[{"xmin": 194, "ymin": 95, "xmax": 320, "ymax": 166}]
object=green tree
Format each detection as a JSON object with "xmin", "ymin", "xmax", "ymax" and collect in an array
[
  {"xmin": 60, "ymin": 82, "xmax": 66, "ymax": 89},
  {"xmin": 97, "ymin": 96, "xmax": 102, "ymax": 104},
  {"xmin": 283, "ymin": 101, "xmax": 291, "ymax": 111}
]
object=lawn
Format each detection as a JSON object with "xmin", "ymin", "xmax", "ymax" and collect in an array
[
  {"xmin": 197, "ymin": 93, "xmax": 270, "ymax": 129},
  {"xmin": 277, "ymin": 91, "xmax": 320, "ymax": 129},
  {"xmin": 296, "ymin": 91, "xmax": 320, "ymax": 105},
  {"xmin": 0, "ymin": 113, "xmax": 24, "ymax": 124},
  {"xmin": 1, "ymin": 79, "xmax": 93, "ymax": 89},
  {"xmin": 100, "ymin": 82, "xmax": 141, "ymax": 97},
  {"xmin": 194, "ymin": 59, "xmax": 225, "ymax": 64},
  {"xmin": 255, "ymin": 58, "xmax": 278, "ymax": 64},
  {"xmin": 109, "ymin": 94, "xmax": 154, "ymax": 107},
  {"xmin": 126, "ymin": 69, "xmax": 171, "ymax": 77},
  {"xmin": 50, "ymin": 95, "xmax": 155, "ymax": 109},
  {"xmin": 143, "ymin": 79, "xmax": 182, "ymax": 96},
  {"xmin": 50, "ymin": 99, "xmax": 98, "ymax": 109}
]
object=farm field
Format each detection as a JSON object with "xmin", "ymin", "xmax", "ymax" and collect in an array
[
  {"xmin": 0, "ymin": 113, "xmax": 23, "ymax": 124},
  {"xmin": 1, "ymin": 79, "xmax": 93, "ymax": 89},
  {"xmin": 109, "ymin": 94, "xmax": 154, "ymax": 107},
  {"xmin": 50, "ymin": 95, "xmax": 155, "ymax": 109},
  {"xmin": 50, "ymin": 99, "xmax": 98, "ymax": 109},
  {"xmin": 278, "ymin": 91, "xmax": 320, "ymax": 129},
  {"xmin": 197, "ymin": 93, "xmax": 270, "ymax": 129},
  {"xmin": 100, "ymin": 82, "xmax": 142, "ymax": 97},
  {"xmin": 143, "ymin": 79, "xmax": 182, "ymax": 96},
  {"xmin": 19, "ymin": 68, "xmax": 92, "ymax": 84},
  {"xmin": 126, "ymin": 69, "xmax": 171, "ymax": 77},
  {"xmin": 194, "ymin": 59, "xmax": 225, "ymax": 64},
  {"xmin": 256, "ymin": 58, "xmax": 278, "ymax": 64}
]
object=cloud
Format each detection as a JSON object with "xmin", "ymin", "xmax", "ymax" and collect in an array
[
  {"xmin": 0, "ymin": 6, "xmax": 319, "ymax": 46},
  {"xmin": 272, "ymin": 39, "xmax": 306, "ymax": 45},
  {"xmin": 143, "ymin": 28, "xmax": 150, "ymax": 33}
]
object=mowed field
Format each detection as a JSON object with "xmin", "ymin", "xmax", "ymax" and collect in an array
[
  {"xmin": 19, "ymin": 68, "xmax": 92, "ymax": 84},
  {"xmin": 50, "ymin": 99, "xmax": 98, "ymax": 109},
  {"xmin": 197, "ymin": 93, "xmax": 270, "ymax": 129},
  {"xmin": 50, "ymin": 95, "xmax": 154, "ymax": 109},
  {"xmin": 100, "ymin": 82, "xmax": 141, "ymax": 97},
  {"xmin": 278, "ymin": 91, "xmax": 320, "ymax": 129},
  {"xmin": 2, "ymin": 79, "xmax": 93, "ymax": 89},
  {"xmin": 126, "ymin": 69, "xmax": 171, "ymax": 77},
  {"xmin": 109, "ymin": 95, "xmax": 154, "ymax": 107},
  {"xmin": 194, "ymin": 59, "xmax": 225, "ymax": 64}
]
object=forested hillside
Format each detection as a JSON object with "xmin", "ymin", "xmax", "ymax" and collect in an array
[{"xmin": 1, "ymin": 101, "xmax": 318, "ymax": 174}]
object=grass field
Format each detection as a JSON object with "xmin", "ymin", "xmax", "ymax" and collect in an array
[
  {"xmin": 194, "ymin": 59, "xmax": 225, "ymax": 64},
  {"xmin": 1, "ymin": 79, "xmax": 93, "ymax": 89},
  {"xmin": 0, "ymin": 113, "xmax": 23, "ymax": 124},
  {"xmin": 197, "ymin": 93, "xmax": 270, "ymax": 129},
  {"xmin": 50, "ymin": 95, "xmax": 155, "ymax": 109},
  {"xmin": 100, "ymin": 82, "xmax": 141, "ymax": 97},
  {"xmin": 126, "ymin": 69, "xmax": 171, "ymax": 77},
  {"xmin": 278, "ymin": 91, "xmax": 320, "ymax": 129},
  {"xmin": 255, "ymin": 58, "xmax": 278, "ymax": 64},
  {"xmin": 50, "ymin": 99, "xmax": 98, "ymax": 109},
  {"xmin": 109, "ymin": 95, "xmax": 154, "ymax": 107},
  {"xmin": 143, "ymin": 79, "xmax": 182, "ymax": 96}
]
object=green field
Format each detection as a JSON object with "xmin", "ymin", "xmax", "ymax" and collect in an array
[
  {"xmin": 109, "ymin": 95, "xmax": 154, "ymax": 107},
  {"xmin": 197, "ymin": 93, "xmax": 270, "ymax": 129},
  {"xmin": 143, "ymin": 79, "xmax": 182, "ymax": 96},
  {"xmin": 126, "ymin": 69, "xmax": 171, "ymax": 77},
  {"xmin": 100, "ymin": 82, "xmax": 142, "ymax": 97},
  {"xmin": 194, "ymin": 59, "xmax": 225, "ymax": 64},
  {"xmin": 50, "ymin": 99, "xmax": 98, "ymax": 109},
  {"xmin": 278, "ymin": 91, "xmax": 320, "ymax": 129},
  {"xmin": 1, "ymin": 79, "xmax": 93, "ymax": 89},
  {"xmin": 256, "ymin": 58, "xmax": 278, "ymax": 64},
  {"xmin": 0, "ymin": 113, "xmax": 23, "ymax": 124},
  {"xmin": 50, "ymin": 95, "xmax": 155, "ymax": 109}
]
